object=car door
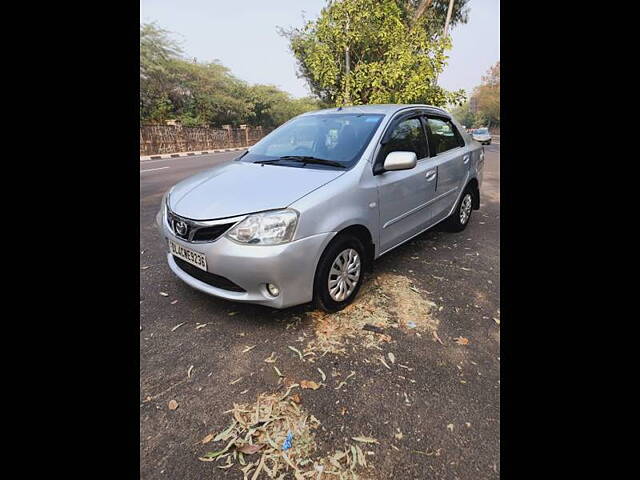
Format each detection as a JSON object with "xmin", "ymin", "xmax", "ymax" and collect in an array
[
  {"xmin": 375, "ymin": 114, "xmax": 439, "ymax": 254},
  {"xmin": 423, "ymin": 115, "xmax": 470, "ymax": 224}
]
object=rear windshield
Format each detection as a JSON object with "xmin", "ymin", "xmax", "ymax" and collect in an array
[
  {"xmin": 241, "ymin": 114, "xmax": 384, "ymax": 169},
  {"xmin": 475, "ymin": 128, "xmax": 489, "ymax": 134}
]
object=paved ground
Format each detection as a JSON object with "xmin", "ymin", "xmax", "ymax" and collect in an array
[{"xmin": 140, "ymin": 145, "xmax": 500, "ymax": 479}]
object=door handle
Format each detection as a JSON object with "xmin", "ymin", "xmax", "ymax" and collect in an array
[
  {"xmin": 425, "ymin": 169, "xmax": 437, "ymax": 181},
  {"xmin": 463, "ymin": 155, "xmax": 470, "ymax": 164}
]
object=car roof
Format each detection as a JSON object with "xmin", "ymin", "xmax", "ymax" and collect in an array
[{"xmin": 299, "ymin": 104, "xmax": 451, "ymax": 118}]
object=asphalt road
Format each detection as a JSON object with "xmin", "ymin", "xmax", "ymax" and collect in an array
[{"xmin": 140, "ymin": 144, "xmax": 500, "ymax": 479}]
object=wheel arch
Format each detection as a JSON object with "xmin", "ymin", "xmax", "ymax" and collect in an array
[
  {"xmin": 316, "ymin": 224, "xmax": 375, "ymax": 273},
  {"xmin": 465, "ymin": 177, "xmax": 480, "ymax": 210},
  {"xmin": 335, "ymin": 224, "xmax": 375, "ymax": 271}
]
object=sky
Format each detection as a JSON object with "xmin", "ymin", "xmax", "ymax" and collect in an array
[{"xmin": 140, "ymin": 0, "xmax": 500, "ymax": 99}]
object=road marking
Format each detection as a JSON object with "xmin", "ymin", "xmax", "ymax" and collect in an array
[
  {"xmin": 140, "ymin": 166, "xmax": 170, "ymax": 173},
  {"xmin": 140, "ymin": 149, "xmax": 246, "ymax": 164}
]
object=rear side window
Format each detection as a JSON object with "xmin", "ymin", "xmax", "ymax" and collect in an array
[
  {"xmin": 425, "ymin": 117, "xmax": 464, "ymax": 155},
  {"xmin": 379, "ymin": 117, "xmax": 427, "ymax": 160}
]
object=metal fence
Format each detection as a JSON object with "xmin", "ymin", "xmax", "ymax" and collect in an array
[{"xmin": 140, "ymin": 125, "xmax": 271, "ymax": 156}]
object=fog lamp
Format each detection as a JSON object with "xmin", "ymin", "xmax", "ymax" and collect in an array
[{"xmin": 266, "ymin": 283, "xmax": 280, "ymax": 297}]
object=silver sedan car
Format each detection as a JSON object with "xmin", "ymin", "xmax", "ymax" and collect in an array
[
  {"xmin": 472, "ymin": 127, "xmax": 492, "ymax": 145},
  {"xmin": 157, "ymin": 104, "xmax": 484, "ymax": 312}
]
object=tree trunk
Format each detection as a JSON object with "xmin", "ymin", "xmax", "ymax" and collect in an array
[{"xmin": 412, "ymin": 0, "xmax": 433, "ymax": 25}]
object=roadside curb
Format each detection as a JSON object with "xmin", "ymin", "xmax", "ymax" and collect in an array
[{"xmin": 140, "ymin": 147, "xmax": 247, "ymax": 162}]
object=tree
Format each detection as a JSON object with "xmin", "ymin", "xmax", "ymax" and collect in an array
[
  {"xmin": 246, "ymin": 85, "xmax": 322, "ymax": 129},
  {"xmin": 398, "ymin": 0, "xmax": 470, "ymax": 35},
  {"xmin": 281, "ymin": 0, "xmax": 465, "ymax": 107},
  {"xmin": 471, "ymin": 61, "xmax": 499, "ymax": 127},
  {"xmin": 140, "ymin": 22, "xmax": 320, "ymax": 127},
  {"xmin": 140, "ymin": 23, "xmax": 184, "ymax": 123},
  {"xmin": 166, "ymin": 60, "xmax": 254, "ymax": 126},
  {"xmin": 450, "ymin": 101, "xmax": 475, "ymax": 127}
]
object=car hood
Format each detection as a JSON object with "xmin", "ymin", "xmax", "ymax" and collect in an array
[{"xmin": 168, "ymin": 161, "xmax": 346, "ymax": 220}]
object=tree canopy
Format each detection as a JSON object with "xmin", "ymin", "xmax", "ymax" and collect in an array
[
  {"xmin": 280, "ymin": 0, "xmax": 467, "ymax": 107},
  {"xmin": 140, "ymin": 22, "xmax": 321, "ymax": 128},
  {"xmin": 450, "ymin": 61, "xmax": 500, "ymax": 129}
]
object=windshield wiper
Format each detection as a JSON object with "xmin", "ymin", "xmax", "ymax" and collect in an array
[
  {"xmin": 278, "ymin": 156, "xmax": 346, "ymax": 168},
  {"xmin": 253, "ymin": 156, "xmax": 346, "ymax": 168}
]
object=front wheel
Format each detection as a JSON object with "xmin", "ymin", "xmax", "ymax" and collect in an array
[{"xmin": 313, "ymin": 234, "xmax": 365, "ymax": 313}]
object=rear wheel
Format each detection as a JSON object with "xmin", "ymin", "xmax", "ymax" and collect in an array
[
  {"xmin": 313, "ymin": 234, "xmax": 365, "ymax": 313},
  {"xmin": 443, "ymin": 186, "xmax": 475, "ymax": 232}
]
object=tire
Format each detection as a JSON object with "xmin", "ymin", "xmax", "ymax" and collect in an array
[
  {"xmin": 443, "ymin": 186, "xmax": 475, "ymax": 232},
  {"xmin": 313, "ymin": 234, "xmax": 365, "ymax": 313}
]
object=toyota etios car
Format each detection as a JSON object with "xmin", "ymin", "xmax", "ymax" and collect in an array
[{"xmin": 157, "ymin": 104, "xmax": 484, "ymax": 312}]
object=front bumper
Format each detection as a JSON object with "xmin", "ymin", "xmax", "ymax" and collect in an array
[{"xmin": 156, "ymin": 209, "xmax": 335, "ymax": 308}]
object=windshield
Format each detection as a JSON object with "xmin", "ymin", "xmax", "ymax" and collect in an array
[
  {"xmin": 240, "ymin": 113, "xmax": 384, "ymax": 169},
  {"xmin": 475, "ymin": 128, "xmax": 489, "ymax": 134}
]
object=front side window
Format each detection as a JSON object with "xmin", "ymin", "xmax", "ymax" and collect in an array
[
  {"xmin": 379, "ymin": 117, "xmax": 427, "ymax": 161},
  {"xmin": 241, "ymin": 114, "xmax": 384, "ymax": 169},
  {"xmin": 426, "ymin": 117, "xmax": 464, "ymax": 155}
]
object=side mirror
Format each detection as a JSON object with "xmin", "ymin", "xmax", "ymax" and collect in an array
[{"xmin": 383, "ymin": 151, "xmax": 417, "ymax": 171}]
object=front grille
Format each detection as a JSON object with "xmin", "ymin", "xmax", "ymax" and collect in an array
[
  {"xmin": 173, "ymin": 256, "xmax": 246, "ymax": 292},
  {"xmin": 167, "ymin": 209, "xmax": 235, "ymax": 243},
  {"xmin": 192, "ymin": 223, "xmax": 235, "ymax": 242}
]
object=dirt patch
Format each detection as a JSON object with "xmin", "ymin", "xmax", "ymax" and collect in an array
[
  {"xmin": 304, "ymin": 273, "xmax": 439, "ymax": 355},
  {"xmin": 197, "ymin": 385, "xmax": 373, "ymax": 479}
]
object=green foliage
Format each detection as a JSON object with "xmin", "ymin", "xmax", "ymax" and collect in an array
[
  {"xmin": 246, "ymin": 85, "xmax": 323, "ymax": 129},
  {"xmin": 140, "ymin": 23, "xmax": 321, "ymax": 127},
  {"xmin": 450, "ymin": 62, "xmax": 500, "ymax": 129},
  {"xmin": 472, "ymin": 61, "xmax": 500, "ymax": 127},
  {"xmin": 281, "ymin": 0, "xmax": 465, "ymax": 107},
  {"xmin": 397, "ymin": 0, "xmax": 470, "ymax": 36},
  {"xmin": 450, "ymin": 102, "xmax": 476, "ymax": 127}
]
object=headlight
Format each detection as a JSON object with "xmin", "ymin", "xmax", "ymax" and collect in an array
[{"xmin": 226, "ymin": 209, "xmax": 299, "ymax": 245}]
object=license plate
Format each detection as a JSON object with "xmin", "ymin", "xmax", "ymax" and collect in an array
[{"xmin": 169, "ymin": 240, "xmax": 207, "ymax": 272}]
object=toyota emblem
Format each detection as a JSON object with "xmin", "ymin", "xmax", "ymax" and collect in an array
[{"xmin": 175, "ymin": 220, "xmax": 188, "ymax": 236}]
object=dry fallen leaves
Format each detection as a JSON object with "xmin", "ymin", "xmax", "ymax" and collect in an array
[
  {"xmin": 168, "ymin": 400, "xmax": 179, "ymax": 410},
  {"xmin": 300, "ymin": 380, "xmax": 320, "ymax": 390},
  {"xmin": 159, "ymin": 292, "xmax": 169, "ymax": 297},
  {"xmin": 263, "ymin": 352, "xmax": 278, "ymax": 363},
  {"xmin": 201, "ymin": 433, "xmax": 214, "ymax": 444},
  {"xmin": 454, "ymin": 337, "xmax": 469, "ymax": 345},
  {"xmin": 242, "ymin": 345, "xmax": 257, "ymax": 353},
  {"xmin": 198, "ymin": 389, "xmax": 370, "ymax": 478},
  {"xmin": 305, "ymin": 273, "xmax": 440, "ymax": 355},
  {"xmin": 352, "ymin": 436, "xmax": 379, "ymax": 444},
  {"xmin": 237, "ymin": 443, "xmax": 264, "ymax": 455},
  {"xmin": 433, "ymin": 331, "xmax": 445, "ymax": 345},
  {"xmin": 287, "ymin": 345, "xmax": 303, "ymax": 360}
]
